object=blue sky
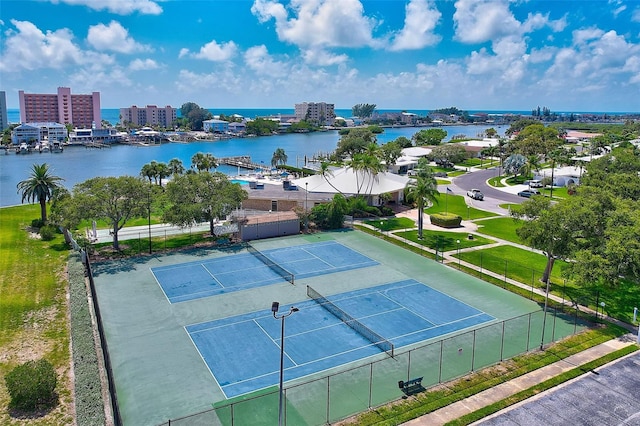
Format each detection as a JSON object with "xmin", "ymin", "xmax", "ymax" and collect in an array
[{"xmin": 1, "ymin": 0, "xmax": 639, "ymax": 112}]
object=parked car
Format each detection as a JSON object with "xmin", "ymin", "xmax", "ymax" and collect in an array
[
  {"xmin": 529, "ymin": 179, "xmax": 543, "ymax": 188},
  {"xmin": 517, "ymin": 189, "xmax": 541, "ymax": 198},
  {"xmin": 466, "ymin": 189, "xmax": 484, "ymax": 200}
]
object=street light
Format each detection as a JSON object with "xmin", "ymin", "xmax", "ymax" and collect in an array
[
  {"xmin": 272, "ymin": 302, "xmax": 299, "ymax": 426},
  {"xmin": 456, "ymin": 239, "xmax": 461, "ymax": 269},
  {"xmin": 305, "ymin": 182, "xmax": 308, "ymax": 231}
]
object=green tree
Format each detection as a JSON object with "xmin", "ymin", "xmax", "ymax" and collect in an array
[
  {"xmin": 429, "ymin": 143, "xmax": 468, "ymax": 165},
  {"xmin": 168, "ymin": 158, "xmax": 185, "ymax": 176},
  {"xmin": 351, "ymin": 103, "xmax": 376, "ymax": 118},
  {"xmin": 335, "ymin": 128, "xmax": 376, "ymax": 159},
  {"xmin": 16, "ymin": 163, "xmax": 65, "ymax": 222},
  {"xmin": 512, "ymin": 124, "xmax": 561, "ymax": 156},
  {"xmin": 503, "ymin": 154, "xmax": 527, "ymax": 177},
  {"xmin": 71, "ymin": 176, "xmax": 148, "ymax": 250},
  {"xmin": 155, "ymin": 162, "xmax": 170, "ymax": 186},
  {"xmin": 413, "ymin": 128, "xmax": 447, "ymax": 146},
  {"xmin": 164, "ymin": 171, "xmax": 247, "ymax": 234},
  {"xmin": 505, "ymin": 118, "xmax": 539, "ymax": 136},
  {"xmin": 318, "ymin": 161, "xmax": 343, "ymax": 195},
  {"xmin": 393, "ymin": 136, "xmax": 413, "ymax": 148},
  {"xmin": 191, "ymin": 152, "xmax": 218, "ymax": 172},
  {"xmin": 309, "ymin": 193, "xmax": 349, "ymax": 229},
  {"xmin": 380, "ymin": 141, "xmax": 402, "ymax": 169},
  {"xmin": 271, "ymin": 148, "xmax": 288, "ymax": 167},
  {"xmin": 405, "ymin": 162, "xmax": 439, "ymax": 239},
  {"xmin": 140, "ymin": 161, "xmax": 157, "ymax": 184},
  {"xmin": 180, "ymin": 102, "xmax": 213, "ymax": 131},
  {"xmin": 245, "ymin": 118, "xmax": 278, "ymax": 136}
]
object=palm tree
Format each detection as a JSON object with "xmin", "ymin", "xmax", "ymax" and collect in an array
[
  {"xmin": 16, "ymin": 163, "xmax": 64, "ymax": 222},
  {"xmin": 155, "ymin": 162, "xmax": 170, "ymax": 186},
  {"xmin": 191, "ymin": 152, "xmax": 218, "ymax": 172},
  {"xmin": 168, "ymin": 158, "xmax": 185, "ymax": 176},
  {"xmin": 318, "ymin": 161, "xmax": 343, "ymax": 195},
  {"xmin": 271, "ymin": 148, "xmax": 288, "ymax": 167},
  {"xmin": 405, "ymin": 171, "xmax": 439, "ymax": 239},
  {"xmin": 140, "ymin": 162, "xmax": 158, "ymax": 184}
]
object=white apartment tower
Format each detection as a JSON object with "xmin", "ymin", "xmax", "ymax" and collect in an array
[{"xmin": 294, "ymin": 102, "xmax": 335, "ymax": 125}]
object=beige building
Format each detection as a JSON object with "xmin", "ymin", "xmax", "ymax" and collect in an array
[
  {"xmin": 294, "ymin": 102, "xmax": 335, "ymax": 125},
  {"xmin": 119, "ymin": 105, "xmax": 177, "ymax": 128}
]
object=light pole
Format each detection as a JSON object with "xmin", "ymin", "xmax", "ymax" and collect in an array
[
  {"xmin": 456, "ymin": 239, "xmax": 461, "ymax": 269},
  {"xmin": 272, "ymin": 302, "xmax": 299, "ymax": 426},
  {"xmin": 305, "ymin": 182, "xmax": 308, "ymax": 231}
]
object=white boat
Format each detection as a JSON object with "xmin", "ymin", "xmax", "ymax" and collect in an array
[
  {"xmin": 52, "ymin": 141, "xmax": 64, "ymax": 153},
  {"xmin": 18, "ymin": 143, "xmax": 30, "ymax": 154}
]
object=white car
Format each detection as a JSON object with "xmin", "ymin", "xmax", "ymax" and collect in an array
[{"xmin": 466, "ymin": 189, "xmax": 484, "ymax": 200}]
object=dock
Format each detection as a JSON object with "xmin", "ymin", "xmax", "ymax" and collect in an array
[{"xmin": 219, "ymin": 156, "xmax": 263, "ymax": 170}]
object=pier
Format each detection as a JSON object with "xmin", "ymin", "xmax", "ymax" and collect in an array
[{"xmin": 219, "ymin": 156, "xmax": 263, "ymax": 170}]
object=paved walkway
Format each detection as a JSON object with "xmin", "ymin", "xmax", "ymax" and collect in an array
[{"xmin": 403, "ymin": 335, "xmax": 638, "ymax": 425}]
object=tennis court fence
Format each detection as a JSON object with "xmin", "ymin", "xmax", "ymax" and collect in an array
[{"xmin": 157, "ymin": 304, "xmax": 587, "ymax": 426}]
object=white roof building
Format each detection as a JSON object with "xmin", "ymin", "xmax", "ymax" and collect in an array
[{"xmin": 292, "ymin": 167, "xmax": 411, "ymax": 206}]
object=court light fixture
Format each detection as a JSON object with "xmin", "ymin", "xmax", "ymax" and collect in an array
[{"xmin": 272, "ymin": 302, "xmax": 299, "ymax": 426}]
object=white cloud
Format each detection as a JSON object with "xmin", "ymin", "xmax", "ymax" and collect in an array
[
  {"xmin": 301, "ymin": 48, "xmax": 349, "ymax": 66},
  {"xmin": 180, "ymin": 40, "xmax": 238, "ymax": 62},
  {"xmin": 453, "ymin": 0, "xmax": 521, "ymax": 44},
  {"xmin": 251, "ymin": 0, "xmax": 379, "ymax": 49},
  {"xmin": 244, "ymin": 45, "xmax": 288, "ymax": 75},
  {"xmin": 389, "ymin": 0, "xmax": 441, "ymax": 51},
  {"xmin": 87, "ymin": 21, "xmax": 151, "ymax": 54},
  {"xmin": 0, "ymin": 19, "xmax": 112, "ymax": 72},
  {"xmin": 632, "ymin": 7, "xmax": 640, "ymax": 23},
  {"xmin": 49, "ymin": 0, "xmax": 162, "ymax": 15},
  {"xmin": 129, "ymin": 58, "xmax": 160, "ymax": 71}
]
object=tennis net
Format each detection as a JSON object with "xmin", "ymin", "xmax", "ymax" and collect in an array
[
  {"xmin": 247, "ymin": 244, "xmax": 295, "ymax": 285},
  {"xmin": 307, "ymin": 285, "xmax": 394, "ymax": 357}
]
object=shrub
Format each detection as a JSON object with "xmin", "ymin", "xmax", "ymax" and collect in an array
[
  {"xmin": 430, "ymin": 213, "xmax": 462, "ymax": 228},
  {"xmin": 31, "ymin": 218, "xmax": 45, "ymax": 229},
  {"xmin": 5, "ymin": 359, "xmax": 57, "ymax": 411},
  {"xmin": 39, "ymin": 225, "xmax": 57, "ymax": 241}
]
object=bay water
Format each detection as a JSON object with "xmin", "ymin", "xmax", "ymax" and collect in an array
[{"xmin": 0, "ymin": 124, "xmax": 504, "ymax": 207}]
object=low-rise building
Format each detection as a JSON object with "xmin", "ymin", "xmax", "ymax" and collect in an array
[
  {"xmin": 11, "ymin": 122, "xmax": 67, "ymax": 145},
  {"xmin": 203, "ymin": 119, "xmax": 229, "ymax": 133}
]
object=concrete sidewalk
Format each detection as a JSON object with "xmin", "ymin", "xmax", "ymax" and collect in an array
[{"xmin": 403, "ymin": 335, "xmax": 638, "ymax": 425}]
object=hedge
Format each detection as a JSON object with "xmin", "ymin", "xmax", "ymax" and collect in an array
[
  {"xmin": 429, "ymin": 213, "xmax": 462, "ymax": 228},
  {"xmin": 68, "ymin": 253, "xmax": 107, "ymax": 426}
]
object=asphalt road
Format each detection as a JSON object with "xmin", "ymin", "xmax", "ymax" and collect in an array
[{"xmin": 448, "ymin": 167, "xmax": 526, "ymax": 215}]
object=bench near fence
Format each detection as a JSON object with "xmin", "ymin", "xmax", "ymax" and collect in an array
[{"xmin": 398, "ymin": 377, "xmax": 424, "ymax": 396}]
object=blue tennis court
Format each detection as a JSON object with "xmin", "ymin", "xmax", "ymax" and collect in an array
[
  {"xmin": 151, "ymin": 241, "xmax": 379, "ymax": 303},
  {"xmin": 186, "ymin": 279, "xmax": 495, "ymax": 398}
]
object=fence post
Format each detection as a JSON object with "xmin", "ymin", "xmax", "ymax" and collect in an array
[
  {"xmin": 500, "ymin": 320, "xmax": 505, "ymax": 361},
  {"xmin": 326, "ymin": 377, "xmax": 330, "ymax": 425},
  {"xmin": 438, "ymin": 340, "xmax": 444, "ymax": 383},
  {"xmin": 471, "ymin": 330, "xmax": 476, "ymax": 371},
  {"xmin": 504, "ymin": 260, "xmax": 508, "ymax": 287},
  {"xmin": 526, "ymin": 313, "xmax": 532, "ymax": 351},
  {"xmin": 531, "ymin": 269, "xmax": 535, "ymax": 299}
]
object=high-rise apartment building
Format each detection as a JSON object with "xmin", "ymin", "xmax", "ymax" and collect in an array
[
  {"xmin": 0, "ymin": 91, "xmax": 8, "ymax": 130},
  {"xmin": 294, "ymin": 102, "xmax": 335, "ymax": 125},
  {"xmin": 119, "ymin": 105, "xmax": 177, "ymax": 128},
  {"xmin": 18, "ymin": 87, "xmax": 101, "ymax": 129}
]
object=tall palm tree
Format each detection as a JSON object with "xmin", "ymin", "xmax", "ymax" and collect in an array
[
  {"xmin": 318, "ymin": 161, "xmax": 343, "ymax": 195},
  {"xmin": 271, "ymin": 148, "xmax": 288, "ymax": 167},
  {"xmin": 16, "ymin": 163, "xmax": 64, "ymax": 222},
  {"xmin": 191, "ymin": 152, "xmax": 218, "ymax": 172},
  {"xmin": 168, "ymin": 158, "xmax": 185, "ymax": 176},
  {"xmin": 405, "ymin": 172, "xmax": 439, "ymax": 239},
  {"xmin": 155, "ymin": 162, "xmax": 170, "ymax": 186}
]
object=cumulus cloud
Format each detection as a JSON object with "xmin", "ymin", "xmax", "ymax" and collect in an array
[
  {"xmin": 0, "ymin": 19, "xmax": 112, "ymax": 72},
  {"xmin": 87, "ymin": 21, "xmax": 151, "ymax": 53},
  {"xmin": 301, "ymin": 48, "xmax": 349, "ymax": 66},
  {"xmin": 453, "ymin": 0, "xmax": 521, "ymax": 44},
  {"xmin": 129, "ymin": 58, "xmax": 160, "ymax": 70},
  {"xmin": 389, "ymin": 0, "xmax": 441, "ymax": 51},
  {"xmin": 244, "ymin": 45, "xmax": 288, "ymax": 75},
  {"xmin": 633, "ymin": 7, "xmax": 640, "ymax": 23},
  {"xmin": 180, "ymin": 40, "xmax": 238, "ymax": 61},
  {"xmin": 251, "ymin": 0, "xmax": 379, "ymax": 49},
  {"xmin": 49, "ymin": 0, "xmax": 162, "ymax": 15}
]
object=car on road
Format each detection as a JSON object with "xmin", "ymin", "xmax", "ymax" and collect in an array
[
  {"xmin": 517, "ymin": 189, "xmax": 541, "ymax": 198},
  {"xmin": 529, "ymin": 179, "xmax": 543, "ymax": 188},
  {"xmin": 466, "ymin": 189, "xmax": 484, "ymax": 200}
]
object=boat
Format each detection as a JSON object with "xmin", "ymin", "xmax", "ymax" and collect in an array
[
  {"xmin": 52, "ymin": 141, "xmax": 64, "ymax": 153},
  {"xmin": 18, "ymin": 143, "xmax": 30, "ymax": 154}
]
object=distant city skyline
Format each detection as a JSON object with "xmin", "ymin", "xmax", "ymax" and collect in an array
[{"xmin": 1, "ymin": 1, "xmax": 639, "ymax": 112}]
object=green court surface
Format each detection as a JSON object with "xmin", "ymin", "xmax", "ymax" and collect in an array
[{"xmin": 91, "ymin": 230, "xmax": 585, "ymax": 426}]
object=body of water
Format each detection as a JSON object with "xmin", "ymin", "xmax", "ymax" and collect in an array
[{"xmin": 0, "ymin": 123, "xmax": 504, "ymax": 207}]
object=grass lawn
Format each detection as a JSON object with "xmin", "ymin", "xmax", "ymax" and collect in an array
[
  {"xmin": 0, "ymin": 205, "xmax": 74, "ymax": 425},
  {"xmin": 456, "ymin": 245, "xmax": 568, "ymax": 288},
  {"xmin": 474, "ymin": 217, "xmax": 524, "ymax": 244},
  {"xmin": 365, "ymin": 217, "xmax": 416, "ymax": 231},
  {"xmin": 427, "ymin": 194, "xmax": 499, "ymax": 220},
  {"xmin": 394, "ymin": 229, "xmax": 494, "ymax": 251},
  {"xmin": 488, "ymin": 176, "xmax": 505, "ymax": 187},
  {"xmin": 541, "ymin": 186, "xmax": 569, "ymax": 199}
]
